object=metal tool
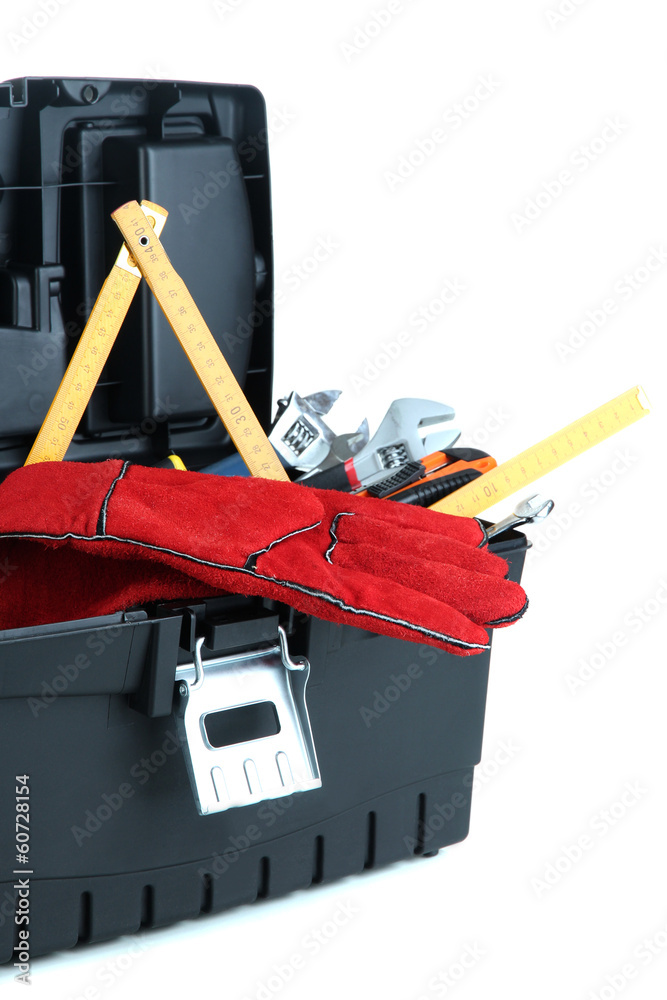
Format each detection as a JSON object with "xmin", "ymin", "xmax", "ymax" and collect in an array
[
  {"xmin": 269, "ymin": 390, "xmax": 340, "ymax": 472},
  {"xmin": 299, "ymin": 398, "xmax": 461, "ymax": 492},
  {"xmin": 431, "ymin": 386, "xmax": 650, "ymax": 518},
  {"xmin": 201, "ymin": 391, "xmax": 368, "ymax": 478},
  {"xmin": 175, "ymin": 628, "xmax": 321, "ymax": 816},
  {"xmin": 487, "ymin": 494, "xmax": 554, "ymax": 540},
  {"xmin": 366, "ymin": 448, "xmax": 497, "ymax": 506},
  {"xmin": 327, "ymin": 418, "xmax": 370, "ymax": 463},
  {"xmin": 297, "ymin": 389, "xmax": 341, "ymax": 416}
]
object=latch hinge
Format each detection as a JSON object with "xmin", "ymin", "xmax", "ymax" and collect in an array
[{"xmin": 175, "ymin": 626, "xmax": 321, "ymax": 815}]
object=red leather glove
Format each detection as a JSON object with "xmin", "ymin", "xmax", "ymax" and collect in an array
[{"xmin": 0, "ymin": 460, "xmax": 527, "ymax": 654}]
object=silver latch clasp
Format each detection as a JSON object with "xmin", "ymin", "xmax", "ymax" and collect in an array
[{"xmin": 175, "ymin": 626, "xmax": 321, "ymax": 815}]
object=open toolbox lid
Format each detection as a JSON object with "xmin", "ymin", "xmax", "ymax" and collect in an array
[{"xmin": 0, "ymin": 76, "xmax": 274, "ymax": 479}]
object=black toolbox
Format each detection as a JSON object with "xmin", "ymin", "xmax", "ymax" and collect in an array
[{"xmin": 0, "ymin": 76, "xmax": 528, "ymax": 965}]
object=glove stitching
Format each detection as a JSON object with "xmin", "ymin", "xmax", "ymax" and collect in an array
[
  {"xmin": 324, "ymin": 511, "xmax": 355, "ymax": 564},
  {"xmin": 486, "ymin": 597, "xmax": 529, "ymax": 626},
  {"xmin": 0, "ymin": 529, "xmax": 491, "ymax": 652},
  {"xmin": 243, "ymin": 520, "xmax": 322, "ymax": 571},
  {"xmin": 96, "ymin": 461, "xmax": 130, "ymax": 536}
]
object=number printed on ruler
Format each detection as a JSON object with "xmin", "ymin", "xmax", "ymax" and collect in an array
[
  {"xmin": 431, "ymin": 386, "xmax": 650, "ymax": 517},
  {"xmin": 25, "ymin": 200, "xmax": 168, "ymax": 466},
  {"xmin": 112, "ymin": 200, "xmax": 288, "ymax": 480},
  {"xmin": 25, "ymin": 266, "xmax": 140, "ymax": 464}
]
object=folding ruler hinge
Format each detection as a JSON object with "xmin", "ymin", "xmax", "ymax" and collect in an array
[{"xmin": 174, "ymin": 627, "xmax": 321, "ymax": 815}]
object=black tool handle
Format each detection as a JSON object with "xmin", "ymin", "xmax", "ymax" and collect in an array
[
  {"xmin": 299, "ymin": 463, "xmax": 353, "ymax": 491},
  {"xmin": 301, "ymin": 447, "xmax": 491, "ymax": 494},
  {"xmin": 391, "ymin": 468, "xmax": 482, "ymax": 506},
  {"xmin": 438, "ymin": 447, "xmax": 489, "ymax": 462}
]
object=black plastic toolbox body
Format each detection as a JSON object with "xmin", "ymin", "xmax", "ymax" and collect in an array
[{"xmin": 0, "ymin": 77, "xmax": 527, "ymax": 963}]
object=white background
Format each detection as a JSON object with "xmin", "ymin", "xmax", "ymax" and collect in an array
[{"xmin": 1, "ymin": 1, "xmax": 666, "ymax": 997}]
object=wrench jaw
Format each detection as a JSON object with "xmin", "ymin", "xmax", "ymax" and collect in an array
[
  {"xmin": 295, "ymin": 397, "xmax": 460, "ymax": 486},
  {"xmin": 330, "ymin": 419, "xmax": 371, "ymax": 463},
  {"xmin": 269, "ymin": 392, "xmax": 338, "ymax": 472},
  {"xmin": 513, "ymin": 495, "xmax": 555, "ymax": 522},
  {"xmin": 487, "ymin": 495, "xmax": 555, "ymax": 541},
  {"xmin": 344, "ymin": 399, "xmax": 460, "ymax": 486},
  {"xmin": 371, "ymin": 399, "xmax": 457, "ymax": 462},
  {"xmin": 416, "ymin": 411, "xmax": 460, "ymax": 455}
]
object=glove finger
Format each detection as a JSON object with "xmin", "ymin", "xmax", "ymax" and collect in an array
[
  {"xmin": 307, "ymin": 563, "xmax": 493, "ymax": 653},
  {"xmin": 14, "ymin": 528, "xmax": 493, "ymax": 654},
  {"xmin": 255, "ymin": 532, "xmax": 492, "ymax": 653},
  {"xmin": 332, "ymin": 539, "xmax": 527, "ymax": 627},
  {"xmin": 318, "ymin": 489, "xmax": 487, "ymax": 548},
  {"xmin": 1, "ymin": 520, "xmax": 491, "ymax": 654},
  {"xmin": 333, "ymin": 512, "xmax": 509, "ymax": 578}
]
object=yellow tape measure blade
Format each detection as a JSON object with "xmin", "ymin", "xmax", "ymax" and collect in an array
[
  {"xmin": 430, "ymin": 385, "xmax": 650, "ymax": 517},
  {"xmin": 111, "ymin": 200, "xmax": 288, "ymax": 482}
]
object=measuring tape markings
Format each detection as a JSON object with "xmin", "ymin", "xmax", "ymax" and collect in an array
[
  {"xmin": 25, "ymin": 201, "xmax": 169, "ymax": 466},
  {"xmin": 26, "ymin": 195, "xmax": 648, "ymax": 508},
  {"xmin": 430, "ymin": 386, "xmax": 650, "ymax": 517},
  {"xmin": 111, "ymin": 201, "xmax": 288, "ymax": 482}
]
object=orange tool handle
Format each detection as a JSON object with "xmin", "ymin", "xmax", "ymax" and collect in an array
[{"xmin": 357, "ymin": 451, "xmax": 496, "ymax": 500}]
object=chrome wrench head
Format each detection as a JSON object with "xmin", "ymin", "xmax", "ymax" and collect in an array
[
  {"xmin": 487, "ymin": 494, "xmax": 555, "ymax": 540},
  {"xmin": 330, "ymin": 418, "xmax": 371, "ymax": 462},
  {"xmin": 371, "ymin": 398, "xmax": 459, "ymax": 466},
  {"xmin": 269, "ymin": 391, "xmax": 339, "ymax": 471},
  {"xmin": 513, "ymin": 495, "xmax": 555, "ymax": 522},
  {"xmin": 306, "ymin": 398, "xmax": 459, "ymax": 479},
  {"xmin": 348, "ymin": 398, "xmax": 460, "ymax": 482},
  {"xmin": 301, "ymin": 389, "xmax": 341, "ymax": 416}
]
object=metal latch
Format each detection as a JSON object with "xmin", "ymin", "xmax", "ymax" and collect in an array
[{"xmin": 174, "ymin": 627, "xmax": 321, "ymax": 815}]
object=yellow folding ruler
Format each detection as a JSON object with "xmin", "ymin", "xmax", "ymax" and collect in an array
[
  {"xmin": 25, "ymin": 201, "xmax": 167, "ymax": 466},
  {"xmin": 26, "ymin": 199, "xmax": 288, "ymax": 481},
  {"xmin": 431, "ymin": 385, "xmax": 650, "ymax": 517}
]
